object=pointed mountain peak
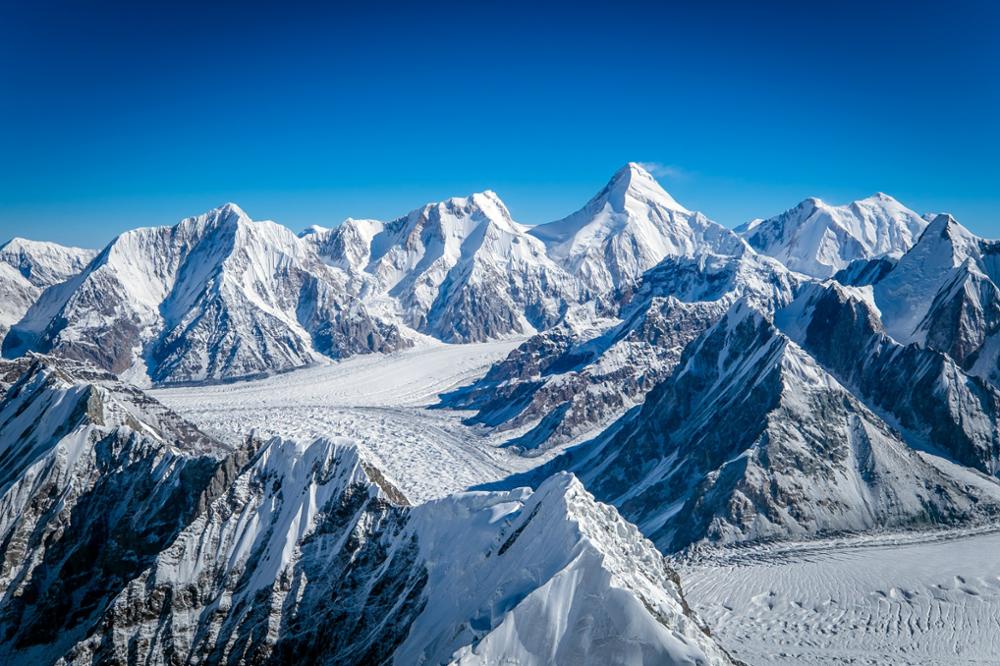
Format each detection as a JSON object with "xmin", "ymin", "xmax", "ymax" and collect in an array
[
  {"xmin": 920, "ymin": 213, "xmax": 970, "ymax": 244},
  {"xmin": 215, "ymin": 202, "xmax": 251, "ymax": 220},
  {"xmin": 861, "ymin": 191, "xmax": 898, "ymax": 203},
  {"xmin": 601, "ymin": 162, "xmax": 689, "ymax": 213}
]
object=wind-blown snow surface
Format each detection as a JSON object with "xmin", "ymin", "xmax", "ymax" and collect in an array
[
  {"xmin": 679, "ymin": 528, "xmax": 1000, "ymax": 665},
  {"xmin": 151, "ymin": 340, "xmax": 547, "ymax": 503}
]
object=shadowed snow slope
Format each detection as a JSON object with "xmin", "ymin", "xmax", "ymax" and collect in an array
[
  {"xmin": 0, "ymin": 355, "xmax": 229, "ymax": 663},
  {"xmin": 0, "ymin": 238, "xmax": 96, "ymax": 343},
  {"xmin": 0, "ymin": 237, "xmax": 97, "ymax": 289},
  {"xmin": 63, "ymin": 435, "xmax": 733, "ymax": 665},
  {"xmin": 441, "ymin": 248, "xmax": 799, "ymax": 454},
  {"xmin": 870, "ymin": 214, "xmax": 1000, "ymax": 389},
  {"xmin": 491, "ymin": 301, "xmax": 1000, "ymax": 552},
  {"xmin": 739, "ymin": 193, "xmax": 926, "ymax": 278}
]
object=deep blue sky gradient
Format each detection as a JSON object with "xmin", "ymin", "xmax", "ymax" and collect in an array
[{"xmin": 2, "ymin": 0, "xmax": 998, "ymax": 247}]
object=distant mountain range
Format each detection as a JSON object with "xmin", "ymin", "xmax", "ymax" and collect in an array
[
  {"xmin": 2, "ymin": 163, "xmax": 999, "ymax": 663},
  {"xmin": 0, "ymin": 163, "xmax": 935, "ymax": 385}
]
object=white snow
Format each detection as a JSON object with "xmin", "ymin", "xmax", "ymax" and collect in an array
[
  {"xmin": 740, "ymin": 194, "xmax": 927, "ymax": 278},
  {"xmin": 151, "ymin": 340, "xmax": 552, "ymax": 503},
  {"xmin": 529, "ymin": 162, "xmax": 744, "ymax": 293},
  {"xmin": 679, "ymin": 527, "xmax": 1000, "ymax": 665}
]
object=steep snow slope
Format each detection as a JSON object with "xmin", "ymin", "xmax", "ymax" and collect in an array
[
  {"xmin": 529, "ymin": 162, "xmax": 744, "ymax": 294},
  {"xmin": 0, "ymin": 355, "xmax": 230, "ymax": 663},
  {"xmin": 0, "ymin": 238, "xmax": 95, "ymax": 343},
  {"xmin": 739, "ymin": 193, "xmax": 927, "ymax": 278},
  {"xmin": 0, "ymin": 263, "xmax": 38, "ymax": 342},
  {"xmin": 872, "ymin": 214, "xmax": 1000, "ymax": 388},
  {"xmin": 65, "ymin": 436, "xmax": 733, "ymax": 665},
  {"xmin": 0, "ymin": 237, "xmax": 96, "ymax": 288},
  {"xmin": 778, "ymin": 281, "xmax": 1000, "ymax": 477},
  {"xmin": 3, "ymin": 204, "xmax": 407, "ymax": 385},
  {"xmin": 494, "ymin": 301, "xmax": 1000, "ymax": 552},
  {"xmin": 681, "ymin": 528, "xmax": 1000, "ymax": 665},
  {"xmin": 443, "ymin": 248, "xmax": 798, "ymax": 453},
  {"xmin": 309, "ymin": 192, "xmax": 579, "ymax": 342}
]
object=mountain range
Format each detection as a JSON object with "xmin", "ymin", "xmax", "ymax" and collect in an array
[{"xmin": 2, "ymin": 163, "xmax": 998, "ymax": 663}]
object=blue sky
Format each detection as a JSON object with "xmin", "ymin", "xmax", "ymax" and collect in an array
[{"xmin": 1, "ymin": 0, "xmax": 997, "ymax": 247}]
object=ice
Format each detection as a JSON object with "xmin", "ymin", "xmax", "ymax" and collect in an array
[
  {"xmin": 151, "ymin": 339, "xmax": 552, "ymax": 503},
  {"xmin": 679, "ymin": 528, "xmax": 1000, "ymax": 665}
]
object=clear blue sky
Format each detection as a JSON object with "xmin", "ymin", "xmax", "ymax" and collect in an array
[{"xmin": 2, "ymin": 0, "xmax": 998, "ymax": 248}]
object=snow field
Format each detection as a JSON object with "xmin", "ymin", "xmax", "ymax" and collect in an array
[
  {"xmin": 678, "ymin": 528, "xmax": 1000, "ymax": 665},
  {"xmin": 151, "ymin": 340, "xmax": 544, "ymax": 503}
]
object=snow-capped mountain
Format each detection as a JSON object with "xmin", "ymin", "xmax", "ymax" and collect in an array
[
  {"xmin": 3, "ymin": 204, "xmax": 408, "ymax": 385},
  {"xmin": 0, "ymin": 239, "xmax": 95, "ymax": 344},
  {"xmin": 0, "ymin": 355, "xmax": 231, "ymax": 662},
  {"xmin": 499, "ymin": 300, "xmax": 1000, "ymax": 552},
  {"xmin": 777, "ymin": 280, "xmax": 1000, "ymax": 477},
  {"xmin": 308, "ymin": 192, "xmax": 580, "ymax": 342},
  {"xmin": 0, "ymin": 237, "xmax": 96, "ymax": 288},
  {"xmin": 0, "ymin": 353, "xmax": 732, "ymax": 664},
  {"xmin": 442, "ymin": 247, "xmax": 799, "ymax": 453},
  {"xmin": 739, "ymin": 193, "xmax": 927, "ymax": 278},
  {"xmin": 529, "ymin": 163, "xmax": 745, "ymax": 294},
  {"xmin": 0, "ymin": 265, "xmax": 38, "ymax": 344}
]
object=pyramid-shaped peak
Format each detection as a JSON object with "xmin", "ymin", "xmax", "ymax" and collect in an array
[
  {"xmin": 602, "ymin": 162, "xmax": 689, "ymax": 213},
  {"xmin": 922, "ymin": 212, "xmax": 962, "ymax": 236}
]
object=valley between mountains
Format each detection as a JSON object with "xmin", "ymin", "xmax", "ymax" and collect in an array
[{"xmin": 2, "ymin": 163, "xmax": 1000, "ymax": 664}]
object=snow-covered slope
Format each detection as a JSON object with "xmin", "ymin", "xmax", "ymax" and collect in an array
[
  {"xmin": 0, "ymin": 355, "xmax": 229, "ymax": 663},
  {"xmin": 681, "ymin": 528, "xmax": 1000, "ymax": 665},
  {"xmin": 442, "ymin": 248, "xmax": 798, "ymax": 453},
  {"xmin": 0, "ymin": 237, "xmax": 96, "ymax": 288},
  {"xmin": 3, "ymin": 204, "xmax": 408, "ymax": 385},
  {"xmin": 0, "ymin": 238, "xmax": 96, "ymax": 344},
  {"xmin": 866, "ymin": 215, "xmax": 1000, "ymax": 388},
  {"xmin": 0, "ymin": 264, "xmax": 39, "ymax": 343},
  {"xmin": 309, "ymin": 192, "xmax": 579, "ymax": 342},
  {"xmin": 64, "ymin": 435, "xmax": 733, "ymax": 665},
  {"xmin": 739, "ymin": 193, "xmax": 927, "ymax": 278},
  {"xmin": 496, "ymin": 300, "xmax": 1000, "ymax": 552},
  {"xmin": 780, "ymin": 280, "xmax": 1000, "ymax": 477},
  {"xmin": 529, "ymin": 163, "xmax": 744, "ymax": 294}
]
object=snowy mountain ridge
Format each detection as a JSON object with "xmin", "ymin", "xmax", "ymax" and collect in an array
[
  {"xmin": 739, "ymin": 192, "xmax": 928, "ymax": 278},
  {"xmin": 529, "ymin": 162, "xmax": 745, "ymax": 294}
]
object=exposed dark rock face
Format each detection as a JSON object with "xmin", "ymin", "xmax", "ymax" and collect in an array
[
  {"xmin": 66, "ymin": 439, "xmax": 425, "ymax": 666},
  {"xmin": 832, "ymin": 256, "xmax": 897, "ymax": 286},
  {"xmin": 782, "ymin": 282, "xmax": 1000, "ymax": 476},
  {"xmin": 442, "ymin": 251, "xmax": 798, "ymax": 453},
  {"xmin": 0, "ymin": 356, "xmax": 231, "ymax": 662},
  {"xmin": 490, "ymin": 302, "xmax": 1000, "ymax": 553}
]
